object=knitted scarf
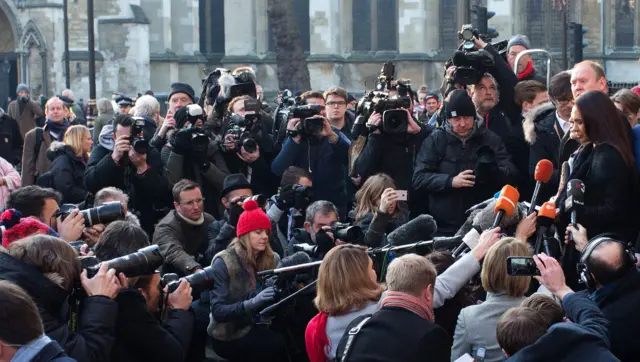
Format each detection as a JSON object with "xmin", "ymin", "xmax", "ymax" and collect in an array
[
  {"xmin": 517, "ymin": 60, "xmax": 535, "ymax": 81},
  {"xmin": 381, "ymin": 291, "xmax": 434, "ymax": 321},
  {"xmin": 45, "ymin": 119, "xmax": 71, "ymax": 141}
]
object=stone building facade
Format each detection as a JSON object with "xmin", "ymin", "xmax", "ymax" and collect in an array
[{"xmin": 0, "ymin": 0, "xmax": 638, "ymax": 108}]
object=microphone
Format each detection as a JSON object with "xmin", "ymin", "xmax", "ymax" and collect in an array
[
  {"xmin": 534, "ymin": 202, "xmax": 556, "ymax": 255},
  {"xmin": 277, "ymin": 251, "xmax": 313, "ymax": 268},
  {"xmin": 465, "ymin": 190, "xmax": 501, "ymax": 215},
  {"xmin": 564, "ymin": 179, "xmax": 585, "ymax": 245},
  {"xmin": 528, "ymin": 159, "xmax": 554, "ymax": 215},
  {"xmin": 491, "ymin": 185, "xmax": 520, "ymax": 229},
  {"xmin": 451, "ymin": 228, "xmax": 482, "ymax": 258},
  {"xmin": 387, "ymin": 214, "xmax": 438, "ymax": 246}
]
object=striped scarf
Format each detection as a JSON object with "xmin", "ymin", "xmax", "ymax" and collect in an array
[{"xmin": 381, "ymin": 291, "xmax": 434, "ymax": 321}]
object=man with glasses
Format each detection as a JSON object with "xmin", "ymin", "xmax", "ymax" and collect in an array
[
  {"xmin": 154, "ymin": 179, "xmax": 214, "ymax": 277},
  {"xmin": 324, "ymin": 86, "xmax": 355, "ymax": 140}
]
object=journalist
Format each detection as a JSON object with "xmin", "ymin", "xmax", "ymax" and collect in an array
[
  {"xmin": 154, "ymin": 180, "xmax": 214, "ymax": 277},
  {"xmin": 523, "ymin": 71, "xmax": 576, "ymax": 201},
  {"xmin": 81, "ymin": 187, "xmax": 141, "ymax": 246},
  {"xmin": 495, "ymin": 254, "xmax": 619, "ymax": 361},
  {"xmin": 208, "ymin": 174, "xmax": 284, "ymax": 258},
  {"xmin": 324, "ymin": 86, "xmax": 355, "ymax": 140},
  {"xmin": 271, "ymin": 114, "xmax": 351, "ymax": 219},
  {"xmin": 336, "ymin": 254, "xmax": 450, "ymax": 362},
  {"xmin": 0, "ymin": 280, "xmax": 74, "ymax": 362},
  {"xmin": 0, "ymin": 235, "xmax": 123, "ymax": 362},
  {"xmin": 220, "ymin": 95, "xmax": 277, "ymax": 197},
  {"xmin": 265, "ymin": 166, "xmax": 314, "ymax": 254},
  {"xmin": 164, "ymin": 104, "xmax": 229, "ymax": 217},
  {"xmin": 208, "ymin": 199, "xmax": 286, "ymax": 362},
  {"xmin": 300, "ymin": 90, "xmax": 326, "ymax": 117},
  {"xmin": 94, "ymin": 221, "xmax": 195, "ymax": 362},
  {"xmin": 287, "ymin": 200, "xmax": 342, "ymax": 255},
  {"xmin": 84, "ymin": 114, "xmax": 171, "ymax": 237},
  {"xmin": 6, "ymin": 186, "xmax": 85, "ymax": 242},
  {"xmin": 152, "ymin": 82, "xmax": 196, "ymax": 151},
  {"xmin": 413, "ymin": 90, "xmax": 518, "ymax": 236}
]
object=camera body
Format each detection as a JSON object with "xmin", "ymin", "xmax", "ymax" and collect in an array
[
  {"xmin": 449, "ymin": 49, "xmax": 495, "ymax": 86},
  {"xmin": 319, "ymin": 222, "xmax": 364, "ymax": 243},
  {"xmin": 226, "ymin": 114, "xmax": 258, "ymax": 154},
  {"xmin": 291, "ymin": 184, "xmax": 313, "ymax": 211},
  {"xmin": 160, "ymin": 266, "xmax": 215, "ymax": 293},
  {"xmin": 130, "ymin": 117, "xmax": 149, "ymax": 154},
  {"xmin": 358, "ymin": 92, "xmax": 411, "ymax": 135},
  {"xmin": 58, "ymin": 201, "xmax": 125, "ymax": 227}
]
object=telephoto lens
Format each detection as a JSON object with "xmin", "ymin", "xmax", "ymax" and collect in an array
[
  {"xmin": 81, "ymin": 201, "xmax": 125, "ymax": 227},
  {"xmin": 331, "ymin": 222, "xmax": 364, "ymax": 243},
  {"xmin": 85, "ymin": 245, "xmax": 163, "ymax": 278},
  {"xmin": 165, "ymin": 266, "xmax": 215, "ymax": 293}
]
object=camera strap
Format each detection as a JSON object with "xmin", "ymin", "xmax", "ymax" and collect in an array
[
  {"xmin": 68, "ymin": 286, "xmax": 82, "ymax": 332},
  {"xmin": 339, "ymin": 315, "xmax": 372, "ymax": 362}
]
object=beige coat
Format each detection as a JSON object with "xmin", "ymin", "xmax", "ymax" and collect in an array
[
  {"xmin": 7, "ymin": 99, "xmax": 43, "ymax": 139},
  {"xmin": 21, "ymin": 125, "xmax": 53, "ymax": 186}
]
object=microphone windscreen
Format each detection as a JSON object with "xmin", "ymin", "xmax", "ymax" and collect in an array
[
  {"xmin": 538, "ymin": 201, "xmax": 557, "ymax": 219},
  {"xmin": 495, "ymin": 185, "xmax": 520, "ymax": 216},
  {"xmin": 534, "ymin": 159, "xmax": 554, "ymax": 183},
  {"xmin": 387, "ymin": 214, "xmax": 438, "ymax": 246},
  {"xmin": 277, "ymin": 251, "xmax": 312, "ymax": 268},
  {"xmin": 567, "ymin": 179, "xmax": 585, "ymax": 200},
  {"xmin": 472, "ymin": 199, "xmax": 526, "ymax": 231}
]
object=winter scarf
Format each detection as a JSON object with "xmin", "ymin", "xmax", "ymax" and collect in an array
[
  {"xmin": 381, "ymin": 290, "xmax": 434, "ymax": 321},
  {"xmin": 517, "ymin": 60, "xmax": 535, "ymax": 81},
  {"xmin": 45, "ymin": 119, "xmax": 71, "ymax": 141}
]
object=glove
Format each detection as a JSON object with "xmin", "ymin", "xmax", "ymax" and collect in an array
[
  {"xmin": 170, "ymin": 128, "xmax": 192, "ymax": 155},
  {"xmin": 276, "ymin": 185, "xmax": 296, "ymax": 209},
  {"xmin": 315, "ymin": 230, "xmax": 335, "ymax": 254},
  {"xmin": 227, "ymin": 204, "xmax": 244, "ymax": 228},
  {"xmin": 243, "ymin": 286, "xmax": 276, "ymax": 313}
]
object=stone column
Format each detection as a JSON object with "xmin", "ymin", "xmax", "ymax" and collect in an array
[
  {"xmin": 511, "ymin": 0, "xmax": 526, "ymax": 36},
  {"xmin": 224, "ymin": 0, "xmax": 257, "ymax": 57},
  {"xmin": 309, "ymin": 0, "xmax": 344, "ymax": 56},
  {"xmin": 40, "ymin": 51, "xmax": 47, "ymax": 97},
  {"xmin": 398, "ymin": 0, "xmax": 439, "ymax": 55},
  {"xmin": 20, "ymin": 52, "xmax": 27, "ymax": 84}
]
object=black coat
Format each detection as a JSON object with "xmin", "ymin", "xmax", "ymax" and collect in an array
[
  {"xmin": 110, "ymin": 289, "xmax": 193, "ymax": 362},
  {"xmin": 27, "ymin": 340, "xmax": 77, "ymax": 362},
  {"xmin": 340, "ymin": 306, "xmax": 450, "ymax": 362},
  {"xmin": 84, "ymin": 144, "xmax": 171, "ymax": 236},
  {"xmin": 580, "ymin": 268, "xmax": 640, "ymax": 362},
  {"xmin": 413, "ymin": 125, "xmax": 518, "ymax": 235},
  {"xmin": 48, "ymin": 142, "xmax": 88, "ymax": 204},
  {"xmin": 0, "ymin": 112, "xmax": 23, "ymax": 165},
  {"xmin": 0, "ymin": 253, "xmax": 117, "ymax": 362},
  {"xmin": 518, "ymin": 67, "xmax": 547, "ymax": 85}
]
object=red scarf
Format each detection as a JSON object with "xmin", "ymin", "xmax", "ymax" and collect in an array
[
  {"xmin": 381, "ymin": 291, "xmax": 434, "ymax": 321},
  {"xmin": 305, "ymin": 312, "xmax": 330, "ymax": 362},
  {"xmin": 517, "ymin": 60, "xmax": 535, "ymax": 80}
]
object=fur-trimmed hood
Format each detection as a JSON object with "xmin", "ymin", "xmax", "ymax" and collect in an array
[
  {"xmin": 523, "ymin": 102, "xmax": 556, "ymax": 145},
  {"xmin": 218, "ymin": 68, "xmax": 257, "ymax": 100}
]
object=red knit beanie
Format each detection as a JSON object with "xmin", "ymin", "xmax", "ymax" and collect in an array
[
  {"xmin": 236, "ymin": 199, "xmax": 272, "ymax": 237},
  {"xmin": 1, "ymin": 209, "xmax": 58, "ymax": 247}
]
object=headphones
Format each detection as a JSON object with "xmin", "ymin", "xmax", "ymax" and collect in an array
[{"xmin": 577, "ymin": 233, "xmax": 637, "ymax": 291}]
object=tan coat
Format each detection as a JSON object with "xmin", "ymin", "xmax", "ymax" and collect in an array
[
  {"xmin": 7, "ymin": 99, "xmax": 44, "ymax": 139},
  {"xmin": 21, "ymin": 125, "xmax": 53, "ymax": 186}
]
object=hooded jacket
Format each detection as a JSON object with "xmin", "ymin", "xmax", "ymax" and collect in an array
[
  {"xmin": 413, "ymin": 118, "xmax": 518, "ymax": 235},
  {"xmin": 47, "ymin": 142, "xmax": 89, "ymax": 204},
  {"xmin": 0, "ymin": 252, "xmax": 118, "ymax": 362}
]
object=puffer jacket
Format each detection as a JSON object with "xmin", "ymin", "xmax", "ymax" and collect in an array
[
  {"xmin": 413, "ymin": 120, "xmax": 518, "ymax": 235},
  {"xmin": 48, "ymin": 142, "xmax": 89, "ymax": 204}
]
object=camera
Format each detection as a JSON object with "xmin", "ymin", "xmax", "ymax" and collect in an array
[
  {"xmin": 506, "ymin": 256, "xmax": 540, "ymax": 276},
  {"xmin": 296, "ymin": 116, "xmax": 324, "ymax": 136},
  {"xmin": 242, "ymin": 194, "xmax": 267, "ymax": 209},
  {"xmin": 449, "ymin": 49, "xmax": 495, "ymax": 86},
  {"xmin": 57, "ymin": 201, "xmax": 125, "ymax": 227},
  {"xmin": 325, "ymin": 222, "xmax": 363, "ymax": 243},
  {"xmin": 226, "ymin": 114, "xmax": 258, "ymax": 153},
  {"xmin": 357, "ymin": 93, "xmax": 411, "ymax": 135},
  {"xmin": 188, "ymin": 127, "xmax": 210, "ymax": 153},
  {"xmin": 130, "ymin": 117, "xmax": 149, "ymax": 154},
  {"xmin": 82, "ymin": 245, "xmax": 164, "ymax": 279},
  {"xmin": 160, "ymin": 266, "xmax": 215, "ymax": 293},
  {"xmin": 459, "ymin": 25, "xmax": 479, "ymax": 51},
  {"xmin": 243, "ymin": 98, "xmax": 262, "ymax": 124},
  {"xmin": 274, "ymin": 91, "xmax": 324, "ymax": 139},
  {"xmin": 290, "ymin": 184, "xmax": 313, "ymax": 210}
]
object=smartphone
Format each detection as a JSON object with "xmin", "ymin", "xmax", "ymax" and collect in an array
[
  {"xmin": 507, "ymin": 257, "xmax": 540, "ymax": 276},
  {"xmin": 395, "ymin": 190, "xmax": 408, "ymax": 201},
  {"xmin": 475, "ymin": 347, "xmax": 487, "ymax": 362}
]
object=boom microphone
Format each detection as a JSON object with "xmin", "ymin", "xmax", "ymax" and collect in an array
[
  {"xmin": 565, "ymin": 179, "xmax": 585, "ymax": 245},
  {"xmin": 278, "ymin": 251, "xmax": 313, "ymax": 268},
  {"xmin": 387, "ymin": 214, "xmax": 438, "ymax": 246},
  {"xmin": 534, "ymin": 202, "xmax": 557, "ymax": 255},
  {"xmin": 528, "ymin": 159, "xmax": 554, "ymax": 215}
]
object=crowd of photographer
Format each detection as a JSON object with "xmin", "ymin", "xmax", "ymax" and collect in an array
[{"xmin": 1, "ymin": 22, "xmax": 640, "ymax": 362}]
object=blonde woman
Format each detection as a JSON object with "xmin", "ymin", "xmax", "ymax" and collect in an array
[
  {"xmin": 305, "ymin": 244, "xmax": 384, "ymax": 362},
  {"xmin": 354, "ymin": 173, "xmax": 408, "ymax": 247},
  {"xmin": 451, "ymin": 237, "xmax": 532, "ymax": 362},
  {"xmin": 208, "ymin": 199, "xmax": 286, "ymax": 362},
  {"xmin": 48, "ymin": 125, "xmax": 92, "ymax": 204}
]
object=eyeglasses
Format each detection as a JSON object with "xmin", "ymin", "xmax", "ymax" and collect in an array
[
  {"xmin": 326, "ymin": 101, "xmax": 346, "ymax": 107},
  {"xmin": 181, "ymin": 197, "xmax": 205, "ymax": 207}
]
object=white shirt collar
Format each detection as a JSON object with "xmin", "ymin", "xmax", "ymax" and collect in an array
[{"xmin": 556, "ymin": 111, "xmax": 571, "ymax": 134}]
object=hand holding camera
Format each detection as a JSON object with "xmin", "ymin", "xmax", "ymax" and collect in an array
[
  {"xmin": 367, "ymin": 112, "xmax": 382, "ymax": 134},
  {"xmin": 318, "ymin": 117, "xmax": 338, "ymax": 143},
  {"xmin": 237, "ymin": 144, "xmax": 260, "ymax": 164},
  {"xmin": 533, "ymin": 253, "xmax": 573, "ymax": 300},
  {"xmin": 166, "ymin": 279, "xmax": 193, "ymax": 311},
  {"xmin": 222, "ymin": 133, "xmax": 237, "ymax": 151},
  {"xmin": 227, "ymin": 200, "xmax": 245, "ymax": 228},
  {"xmin": 82, "ymin": 223, "xmax": 106, "ymax": 246},
  {"xmin": 80, "ymin": 263, "xmax": 123, "ymax": 300},
  {"xmin": 287, "ymin": 118, "xmax": 302, "ymax": 144},
  {"xmin": 112, "ymin": 135, "xmax": 132, "ymax": 163},
  {"xmin": 58, "ymin": 208, "xmax": 85, "ymax": 242},
  {"xmin": 129, "ymin": 148, "xmax": 148, "ymax": 173},
  {"xmin": 452, "ymin": 170, "xmax": 476, "ymax": 188}
]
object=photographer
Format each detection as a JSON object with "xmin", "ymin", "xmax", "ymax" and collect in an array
[
  {"xmin": 154, "ymin": 180, "xmax": 214, "ymax": 277},
  {"xmin": 300, "ymin": 90, "xmax": 326, "ymax": 117},
  {"xmin": 413, "ymin": 90, "xmax": 518, "ymax": 236},
  {"xmin": 220, "ymin": 95, "xmax": 277, "ymax": 198},
  {"xmin": 93, "ymin": 221, "xmax": 195, "ymax": 362},
  {"xmin": 0, "ymin": 235, "xmax": 123, "ymax": 362},
  {"xmin": 271, "ymin": 113, "xmax": 350, "ymax": 219},
  {"xmin": 288, "ymin": 200, "xmax": 344, "ymax": 255},
  {"xmin": 81, "ymin": 187, "xmax": 141, "ymax": 246},
  {"xmin": 151, "ymin": 82, "xmax": 195, "ymax": 151},
  {"xmin": 266, "ymin": 166, "xmax": 313, "ymax": 253},
  {"xmin": 208, "ymin": 174, "xmax": 284, "ymax": 258},
  {"xmin": 6, "ymin": 186, "xmax": 85, "ymax": 242},
  {"xmin": 84, "ymin": 114, "xmax": 171, "ymax": 237},
  {"xmin": 208, "ymin": 199, "xmax": 286, "ymax": 362},
  {"xmin": 164, "ymin": 104, "xmax": 229, "ymax": 218}
]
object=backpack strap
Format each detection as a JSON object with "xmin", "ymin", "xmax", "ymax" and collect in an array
[
  {"xmin": 337, "ymin": 314, "xmax": 372, "ymax": 362},
  {"xmin": 34, "ymin": 127, "xmax": 44, "ymax": 160}
]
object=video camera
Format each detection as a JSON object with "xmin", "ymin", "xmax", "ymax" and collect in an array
[
  {"xmin": 80, "ymin": 245, "xmax": 164, "ymax": 279},
  {"xmin": 57, "ymin": 201, "xmax": 125, "ymax": 227},
  {"xmin": 274, "ymin": 90, "xmax": 324, "ymax": 139},
  {"xmin": 225, "ymin": 99, "xmax": 263, "ymax": 153},
  {"xmin": 130, "ymin": 117, "xmax": 149, "ymax": 154},
  {"xmin": 160, "ymin": 266, "xmax": 215, "ymax": 293},
  {"xmin": 448, "ymin": 49, "xmax": 495, "ymax": 86}
]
